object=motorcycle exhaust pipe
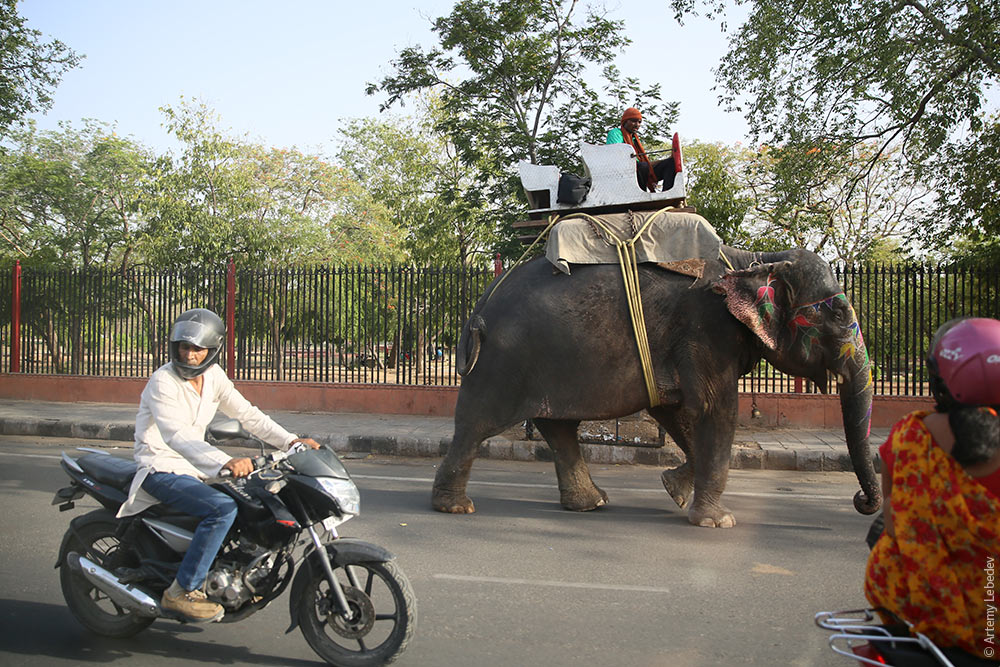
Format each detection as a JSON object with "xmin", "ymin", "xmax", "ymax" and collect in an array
[{"xmin": 66, "ymin": 551, "xmax": 160, "ymax": 618}]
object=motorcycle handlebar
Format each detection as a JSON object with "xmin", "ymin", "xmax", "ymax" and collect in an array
[{"xmin": 218, "ymin": 441, "xmax": 311, "ymax": 479}]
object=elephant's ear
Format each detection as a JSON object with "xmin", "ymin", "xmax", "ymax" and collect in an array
[{"xmin": 712, "ymin": 261, "xmax": 794, "ymax": 351}]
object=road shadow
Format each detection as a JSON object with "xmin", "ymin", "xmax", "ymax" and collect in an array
[{"xmin": 0, "ymin": 598, "xmax": 321, "ymax": 665}]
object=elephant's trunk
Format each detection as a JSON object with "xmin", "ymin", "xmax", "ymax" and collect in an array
[{"xmin": 839, "ymin": 363, "xmax": 882, "ymax": 514}]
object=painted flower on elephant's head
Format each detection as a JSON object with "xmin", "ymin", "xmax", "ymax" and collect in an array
[
  {"xmin": 788, "ymin": 313, "xmax": 813, "ymax": 332},
  {"xmin": 754, "ymin": 281, "xmax": 775, "ymax": 306},
  {"xmin": 753, "ymin": 274, "xmax": 777, "ymax": 323}
]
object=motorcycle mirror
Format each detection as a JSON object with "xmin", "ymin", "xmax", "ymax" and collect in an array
[{"xmin": 208, "ymin": 419, "xmax": 251, "ymax": 441}]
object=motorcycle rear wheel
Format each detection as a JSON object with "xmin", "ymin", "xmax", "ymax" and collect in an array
[
  {"xmin": 59, "ymin": 516, "xmax": 154, "ymax": 638},
  {"xmin": 297, "ymin": 558, "xmax": 416, "ymax": 667}
]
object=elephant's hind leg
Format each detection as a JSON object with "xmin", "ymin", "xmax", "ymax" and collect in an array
[{"xmin": 533, "ymin": 418, "xmax": 608, "ymax": 511}]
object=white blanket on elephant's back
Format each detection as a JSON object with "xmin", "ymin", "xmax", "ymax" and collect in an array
[{"xmin": 544, "ymin": 210, "xmax": 722, "ymax": 275}]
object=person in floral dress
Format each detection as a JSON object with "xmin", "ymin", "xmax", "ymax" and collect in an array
[{"xmin": 866, "ymin": 317, "xmax": 1000, "ymax": 660}]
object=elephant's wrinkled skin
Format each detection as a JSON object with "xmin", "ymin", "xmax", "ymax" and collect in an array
[{"xmin": 433, "ymin": 247, "xmax": 881, "ymax": 527}]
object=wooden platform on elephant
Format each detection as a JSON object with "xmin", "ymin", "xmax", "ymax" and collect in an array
[{"xmin": 513, "ymin": 204, "xmax": 697, "ymax": 244}]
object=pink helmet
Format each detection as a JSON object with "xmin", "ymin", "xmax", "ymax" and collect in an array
[{"xmin": 929, "ymin": 317, "xmax": 1000, "ymax": 406}]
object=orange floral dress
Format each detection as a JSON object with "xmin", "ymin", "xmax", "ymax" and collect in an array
[{"xmin": 865, "ymin": 411, "xmax": 1000, "ymax": 660}]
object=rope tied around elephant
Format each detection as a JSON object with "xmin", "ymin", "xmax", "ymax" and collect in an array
[{"xmin": 493, "ymin": 209, "xmax": 737, "ymax": 408}]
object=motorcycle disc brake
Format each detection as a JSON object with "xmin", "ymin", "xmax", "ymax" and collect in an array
[{"xmin": 327, "ymin": 586, "xmax": 375, "ymax": 639}]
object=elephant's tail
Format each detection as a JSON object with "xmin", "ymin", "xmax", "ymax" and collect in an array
[{"xmin": 456, "ymin": 314, "xmax": 486, "ymax": 376}]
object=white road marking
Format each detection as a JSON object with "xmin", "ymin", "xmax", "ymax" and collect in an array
[
  {"xmin": 433, "ymin": 573, "xmax": 671, "ymax": 594},
  {"xmin": 0, "ymin": 453, "xmax": 851, "ymax": 502},
  {"xmin": 0, "ymin": 451, "xmax": 61, "ymax": 460},
  {"xmin": 353, "ymin": 474, "xmax": 849, "ymax": 501}
]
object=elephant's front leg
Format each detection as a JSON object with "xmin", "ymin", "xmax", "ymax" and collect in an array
[
  {"xmin": 533, "ymin": 418, "xmax": 608, "ymax": 511},
  {"xmin": 432, "ymin": 424, "xmax": 481, "ymax": 514},
  {"xmin": 687, "ymin": 397, "xmax": 738, "ymax": 528},
  {"xmin": 647, "ymin": 406, "xmax": 695, "ymax": 509}
]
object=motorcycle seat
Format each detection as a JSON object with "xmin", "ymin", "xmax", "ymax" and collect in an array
[{"xmin": 78, "ymin": 453, "xmax": 137, "ymax": 490}]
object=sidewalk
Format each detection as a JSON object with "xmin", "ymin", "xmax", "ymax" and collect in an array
[{"xmin": 0, "ymin": 399, "xmax": 888, "ymax": 473}]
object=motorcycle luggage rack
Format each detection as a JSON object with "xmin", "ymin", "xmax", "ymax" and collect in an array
[{"xmin": 815, "ymin": 609, "xmax": 957, "ymax": 667}]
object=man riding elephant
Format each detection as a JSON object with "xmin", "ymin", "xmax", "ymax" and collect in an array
[{"xmin": 606, "ymin": 107, "xmax": 678, "ymax": 193}]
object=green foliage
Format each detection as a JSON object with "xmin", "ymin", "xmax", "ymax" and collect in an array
[
  {"xmin": 928, "ymin": 116, "xmax": 1000, "ymax": 258},
  {"xmin": 0, "ymin": 120, "xmax": 153, "ymax": 268},
  {"xmin": 671, "ymin": 0, "xmax": 999, "ymax": 252},
  {"xmin": 337, "ymin": 107, "xmax": 496, "ymax": 269},
  {"xmin": 143, "ymin": 100, "xmax": 406, "ymax": 269},
  {"xmin": 741, "ymin": 141, "xmax": 931, "ymax": 263},
  {"xmin": 679, "ymin": 140, "xmax": 753, "ymax": 243},
  {"xmin": 0, "ymin": 0, "xmax": 80, "ymax": 136},
  {"xmin": 673, "ymin": 0, "xmax": 999, "ymax": 153}
]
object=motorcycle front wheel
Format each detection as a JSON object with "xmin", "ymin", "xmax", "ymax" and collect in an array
[
  {"xmin": 59, "ymin": 514, "xmax": 154, "ymax": 638},
  {"xmin": 297, "ymin": 558, "xmax": 416, "ymax": 667}
]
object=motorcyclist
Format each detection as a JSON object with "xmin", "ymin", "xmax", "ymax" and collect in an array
[{"xmin": 116, "ymin": 308, "xmax": 320, "ymax": 622}]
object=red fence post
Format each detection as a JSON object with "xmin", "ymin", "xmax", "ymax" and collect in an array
[
  {"xmin": 225, "ymin": 258, "xmax": 236, "ymax": 380},
  {"xmin": 794, "ymin": 377, "xmax": 803, "ymax": 393},
  {"xmin": 11, "ymin": 260, "xmax": 20, "ymax": 373},
  {"xmin": 494, "ymin": 253, "xmax": 503, "ymax": 277}
]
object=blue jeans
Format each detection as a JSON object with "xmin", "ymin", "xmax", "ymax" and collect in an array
[{"xmin": 141, "ymin": 472, "xmax": 238, "ymax": 592}]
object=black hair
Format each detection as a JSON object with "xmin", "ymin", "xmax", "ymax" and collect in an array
[{"xmin": 948, "ymin": 406, "xmax": 1000, "ymax": 467}]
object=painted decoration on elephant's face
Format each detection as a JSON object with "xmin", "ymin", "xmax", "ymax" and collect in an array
[
  {"xmin": 789, "ymin": 292, "xmax": 866, "ymax": 360},
  {"xmin": 752, "ymin": 273, "xmax": 777, "ymax": 324}
]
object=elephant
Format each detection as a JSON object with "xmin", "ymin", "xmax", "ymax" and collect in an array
[{"xmin": 432, "ymin": 246, "xmax": 882, "ymax": 527}]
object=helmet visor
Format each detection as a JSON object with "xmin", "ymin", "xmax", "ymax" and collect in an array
[{"xmin": 170, "ymin": 320, "xmax": 222, "ymax": 349}]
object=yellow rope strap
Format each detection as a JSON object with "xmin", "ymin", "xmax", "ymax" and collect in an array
[{"xmin": 574, "ymin": 210, "xmax": 666, "ymax": 407}]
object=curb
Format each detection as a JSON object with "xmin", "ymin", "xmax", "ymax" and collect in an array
[{"xmin": 0, "ymin": 416, "xmax": 868, "ymax": 473}]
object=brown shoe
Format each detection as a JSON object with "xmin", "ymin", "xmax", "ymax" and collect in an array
[{"xmin": 162, "ymin": 587, "xmax": 224, "ymax": 622}]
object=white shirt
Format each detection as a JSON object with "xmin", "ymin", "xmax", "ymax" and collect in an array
[{"xmin": 117, "ymin": 363, "xmax": 297, "ymax": 517}]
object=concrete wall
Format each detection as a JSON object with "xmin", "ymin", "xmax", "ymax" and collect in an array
[{"xmin": 0, "ymin": 373, "xmax": 933, "ymax": 427}]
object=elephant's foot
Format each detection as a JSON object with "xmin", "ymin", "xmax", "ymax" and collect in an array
[
  {"xmin": 688, "ymin": 503, "xmax": 736, "ymax": 528},
  {"xmin": 431, "ymin": 487, "xmax": 476, "ymax": 514},
  {"xmin": 560, "ymin": 484, "xmax": 609, "ymax": 512},
  {"xmin": 660, "ymin": 468, "xmax": 694, "ymax": 509}
]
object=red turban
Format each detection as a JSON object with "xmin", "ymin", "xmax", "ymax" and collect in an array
[{"xmin": 622, "ymin": 107, "xmax": 642, "ymax": 123}]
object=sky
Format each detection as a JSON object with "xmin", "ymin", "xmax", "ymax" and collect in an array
[{"xmin": 19, "ymin": 0, "xmax": 751, "ymax": 157}]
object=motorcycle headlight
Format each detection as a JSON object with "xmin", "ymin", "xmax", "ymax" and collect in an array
[{"xmin": 316, "ymin": 477, "xmax": 361, "ymax": 516}]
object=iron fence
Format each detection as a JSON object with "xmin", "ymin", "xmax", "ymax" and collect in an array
[
  {"xmin": 0, "ymin": 263, "xmax": 493, "ymax": 386},
  {"xmin": 2, "ymin": 261, "xmax": 998, "ymax": 395}
]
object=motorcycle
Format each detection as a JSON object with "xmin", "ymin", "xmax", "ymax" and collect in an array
[{"xmin": 52, "ymin": 420, "xmax": 416, "ymax": 666}]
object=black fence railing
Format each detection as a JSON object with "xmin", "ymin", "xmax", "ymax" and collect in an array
[
  {"xmin": 2, "ymin": 262, "xmax": 998, "ymax": 394},
  {"xmin": 0, "ymin": 264, "xmax": 494, "ymax": 386}
]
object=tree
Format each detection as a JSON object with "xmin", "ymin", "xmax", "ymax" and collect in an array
[
  {"xmin": 338, "ymin": 106, "xmax": 499, "ymax": 269},
  {"xmin": 0, "ymin": 0, "xmax": 80, "ymax": 137},
  {"xmin": 670, "ymin": 0, "xmax": 999, "ymax": 250},
  {"xmin": 367, "ymin": 0, "xmax": 676, "ymax": 227},
  {"xmin": 678, "ymin": 140, "xmax": 753, "ymax": 243},
  {"xmin": 741, "ymin": 141, "xmax": 931, "ymax": 263},
  {"xmin": 143, "ymin": 100, "xmax": 406, "ymax": 269},
  {"xmin": 0, "ymin": 119, "xmax": 153, "ymax": 268},
  {"xmin": 928, "ymin": 116, "xmax": 1000, "ymax": 259},
  {"xmin": 673, "ymin": 0, "xmax": 999, "ymax": 157},
  {"xmin": 0, "ymin": 120, "xmax": 153, "ymax": 372}
]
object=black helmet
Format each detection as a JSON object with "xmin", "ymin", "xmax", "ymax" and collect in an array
[{"xmin": 169, "ymin": 308, "xmax": 225, "ymax": 379}]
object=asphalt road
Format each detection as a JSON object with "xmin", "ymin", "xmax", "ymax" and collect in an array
[{"xmin": 0, "ymin": 434, "xmax": 876, "ymax": 666}]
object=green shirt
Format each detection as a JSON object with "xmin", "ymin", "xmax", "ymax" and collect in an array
[{"xmin": 606, "ymin": 128, "xmax": 624, "ymax": 144}]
